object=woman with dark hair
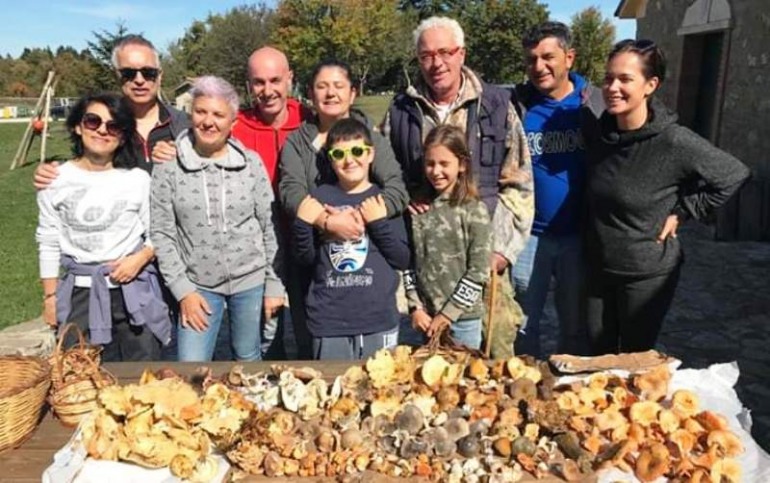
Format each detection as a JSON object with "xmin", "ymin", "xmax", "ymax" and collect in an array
[
  {"xmin": 582, "ymin": 39, "xmax": 750, "ymax": 354},
  {"xmin": 36, "ymin": 92, "xmax": 171, "ymax": 361},
  {"xmin": 278, "ymin": 59, "xmax": 408, "ymax": 359}
]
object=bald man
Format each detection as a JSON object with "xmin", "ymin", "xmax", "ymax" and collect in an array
[{"xmin": 233, "ymin": 46, "xmax": 311, "ymax": 188}]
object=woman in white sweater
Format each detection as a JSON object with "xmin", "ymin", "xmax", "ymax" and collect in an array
[{"xmin": 36, "ymin": 93, "xmax": 171, "ymax": 361}]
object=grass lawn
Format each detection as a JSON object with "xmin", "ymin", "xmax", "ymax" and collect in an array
[
  {"xmin": 0, "ymin": 96, "xmax": 393, "ymax": 330},
  {"xmin": 0, "ymin": 121, "xmax": 71, "ymax": 329},
  {"xmin": 354, "ymin": 95, "xmax": 393, "ymax": 125}
]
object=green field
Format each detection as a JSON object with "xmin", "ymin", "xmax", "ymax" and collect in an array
[
  {"xmin": 353, "ymin": 95, "xmax": 392, "ymax": 125},
  {"xmin": 0, "ymin": 96, "xmax": 393, "ymax": 329},
  {"xmin": 0, "ymin": 121, "xmax": 71, "ymax": 329}
]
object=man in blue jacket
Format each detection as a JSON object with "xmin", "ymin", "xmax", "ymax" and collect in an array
[{"xmin": 511, "ymin": 22, "xmax": 603, "ymax": 358}]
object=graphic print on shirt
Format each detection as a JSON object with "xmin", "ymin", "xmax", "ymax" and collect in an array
[
  {"xmin": 328, "ymin": 236, "xmax": 369, "ymax": 273},
  {"xmin": 59, "ymin": 187, "xmax": 129, "ymax": 252},
  {"xmin": 526, "ymin": 129, "xmax": 584, "ymax": 157}
]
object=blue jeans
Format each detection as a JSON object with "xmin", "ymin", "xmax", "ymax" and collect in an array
[
  {"xmin": 450, "ymin": 318, "xmax": 482, "ymax": 350},
  {"xmin": 177, "ymin": 285, "xmax": 264, "ymax": 362},
  {"xmin": 512, "ymin": 233, "xmax": 586, "ymax": 358},
  {"xmin": 398, "ymin": 316, "xmax": 482, "ymax": 350}
]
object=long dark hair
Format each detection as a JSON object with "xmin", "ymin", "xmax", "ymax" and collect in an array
[
  {"xmin": 66, "ymin": 92, "xmax": 137, "ymax": 168},
  {"xmin": 423, "ymin": 125, "xmax": 479, "ymax": 205}
]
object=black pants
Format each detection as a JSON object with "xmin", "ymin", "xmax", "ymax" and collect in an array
[
  {"xmin": 286, "ymin": 255, "xmax": 313, "ymax": 360},
  {"xmin": 585, "ymin": 266, "xmax": 681, "ymax": 355},
  {"xmin": 63, "ymin": 287, "xmax": 162, "ymax": 362}
]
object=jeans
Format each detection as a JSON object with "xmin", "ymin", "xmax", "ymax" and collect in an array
[
  {"xmin": 512, "ymin": 233, "xmax": 587, "ymax": 358},
  {"xmin": 398, "ymin": 316, "xmax": 482, "ymax": 350},
  {"xmin": 451, "ymin": 318, "xmax": 483, "ymax": 350},
  {"xmin": 177, "ymin": 285, "xmax": 264, "ymax": 362}
]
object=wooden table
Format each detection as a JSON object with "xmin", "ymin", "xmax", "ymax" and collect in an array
[{"xmin": 0, "ymin": 361, "xmax": 354, "ymax": 483}]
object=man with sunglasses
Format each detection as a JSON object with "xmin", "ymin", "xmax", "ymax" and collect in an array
[
  {"xmin": 382, "ymin": 16, "xmax": 533, "ymax": 358},
  {"xmin": 33, "ymin": 35, "xmax": 191, "ymax": 186}
]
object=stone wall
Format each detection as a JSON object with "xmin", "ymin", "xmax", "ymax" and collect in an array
[{"xmin": 638, "ymin": 0, "xmax": 770, "ymax": 240}]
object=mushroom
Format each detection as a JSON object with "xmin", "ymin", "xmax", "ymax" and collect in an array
[
  {"xmin": 443, "ymin": 417, "xmax": 470, "ymax": 442},
  {"xmin": 395, "ymin": 404, "xmax": 424, "ymax": 434}
]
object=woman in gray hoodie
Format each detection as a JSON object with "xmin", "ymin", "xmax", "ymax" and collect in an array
[{"xmin": 151, "ymin": 76, "xmax": 284, "ymax": 362}]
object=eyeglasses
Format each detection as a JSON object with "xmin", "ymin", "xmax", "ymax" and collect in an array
[
  {"xmin": 118, "ymin": 67, "xmax": 160, "ymax": 83},
  {"xmin": 328, "ymin": 145, "xmax": 371, "ymax": 162},
  {"xmin": 417, "ymin": 46, "xmax": 462, "ymax": 64},
  {"xmin": 81, "ymin": 112, "xmax": 122, "ymax": 137}
]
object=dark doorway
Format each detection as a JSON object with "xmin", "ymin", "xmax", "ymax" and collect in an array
[{"xmin": 676, "ymin": 32, "xmax": 726, "ymax": 142}]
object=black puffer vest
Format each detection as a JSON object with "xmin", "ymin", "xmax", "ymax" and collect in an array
[{"xmin": 388, "ymin": 82, "xmax": 511, "ymax": 214}]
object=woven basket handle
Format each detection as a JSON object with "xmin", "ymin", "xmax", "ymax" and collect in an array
[{"xmin": 53, "ymin": 323, "xmax": 88, "ymax": 383}]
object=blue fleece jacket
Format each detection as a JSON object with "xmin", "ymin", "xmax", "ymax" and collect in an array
[
  {"xmin": 524, "ymin": 72, "xmax": 588, "ymax": 236},
  {"xmin": 292, "ymin": 184, "xmax": 410, "ymax": 338}
]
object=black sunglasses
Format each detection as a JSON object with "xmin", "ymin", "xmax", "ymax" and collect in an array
[
  {"xmin": 118, "ymin": 67, "xmax": 160, "ymax": 83},
  {"xmin": 328, "ymin": 145, "xmax": 370, "ymax": 161},
  {"xmin": 81, "ymin": 112, "xmax": 122, "ymax": 137}
]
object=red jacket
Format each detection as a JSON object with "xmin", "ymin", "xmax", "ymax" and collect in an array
[{"xmin": 231, "ymin": 98, "xmax": 311, "ymax": 190}]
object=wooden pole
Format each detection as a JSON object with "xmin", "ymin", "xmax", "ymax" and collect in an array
[
  {"xmin": 10, "ymin": 71, "xmax": 56, "ymax": 170},
  {"xmin": 39, "ymin": 81, "xmax": 54, "ymax": 164},
  {"xmin": 484, "ymin": 269, "xmax": 499, "ymax": 358}
]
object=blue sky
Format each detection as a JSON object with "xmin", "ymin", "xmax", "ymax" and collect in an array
[{"xmin": 0, "ymin": 0, "xmax": 635, "ymax": 58}]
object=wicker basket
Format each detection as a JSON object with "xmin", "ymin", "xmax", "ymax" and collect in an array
[
  {"xmin": 0, "ymin": 356, "xmax": 51, "ymax": 453},
  {"xmin": 48, "ymin": 324, "xmax": 116, "ymax": 427}
]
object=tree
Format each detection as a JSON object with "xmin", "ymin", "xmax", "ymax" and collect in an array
[
  {"xmin": 570, "ymin": 6, "xmax": 616, "ymax": 85},
  {"xmin": 398, "ymin": 0, "xmax": 470, "ymax": 19},
  {"xmin": 86, "ymin": 22, "xmax": 131, "ymax": 91},
  {"xmin": 461, "ymin": 0, "xmax": 549, "ymax": 84},
  {"xmin": 272, "ymin": 0, "xmax": 411, "ymax": 94},
  {"xmin": 163, "ymin": 6, "xmax": 274, "ymax": 100}
]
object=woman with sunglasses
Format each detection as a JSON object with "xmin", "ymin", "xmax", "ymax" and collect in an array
[
  {"xmin": 582, "ymin": 39, "xmax": 750, "ymax": 355},
  {"xmin": 36, "ymin": 92, "xmax": 171, "ymax": 361},
  {"xmin": 151, "ymin": 76, "xmax": 284, "ymax": 362},
  {"xmin": 278, "ymin": 59, "xmax": 408, "ymax": 359}
]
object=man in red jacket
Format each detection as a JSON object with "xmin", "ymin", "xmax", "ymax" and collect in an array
[
  {"xmin": 233, "ymin": 46, "xmax": 311, "ymax": 190},
  {"xmin": 234, "ymin": 46, "xmax": 311, "ymax": 359}
]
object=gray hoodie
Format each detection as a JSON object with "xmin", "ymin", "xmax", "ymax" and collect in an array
[{"xmin": 150, "ymin": 130, "xmax": 284, "ymax": 301}]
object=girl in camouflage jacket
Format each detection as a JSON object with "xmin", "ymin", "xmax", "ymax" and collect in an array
[{"xmin": 404, "ymin": 125, "xmax": 492, "ymax": 349}]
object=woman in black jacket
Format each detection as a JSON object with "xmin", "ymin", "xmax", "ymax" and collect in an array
[{"xmin": 583, "ymin": 39, "xmax": 750, "ymax": 354}]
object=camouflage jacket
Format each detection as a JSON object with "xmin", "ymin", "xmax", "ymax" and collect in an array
[{"xmin": 404, "ymin": 194, "xmax": 491, "ymax": 322}]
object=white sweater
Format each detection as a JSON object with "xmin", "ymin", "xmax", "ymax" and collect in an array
[{"xmin": 36, "ymin": 162, "xmax": 151, "ymax": 282}]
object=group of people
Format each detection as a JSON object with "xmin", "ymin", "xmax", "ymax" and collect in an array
[{"xmin": 34, "ymin": 16, "xmax": 750, "ymax": 364}]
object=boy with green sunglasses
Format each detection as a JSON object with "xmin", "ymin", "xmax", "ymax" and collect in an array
[{"xmin": 293, "ymin": 118, "xmax": 410, "ymax": 360}]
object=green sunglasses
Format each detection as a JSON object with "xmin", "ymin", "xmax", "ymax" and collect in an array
[{"xmin": 328, "ymin": 145, "xmax": 371, "ymax": 162}]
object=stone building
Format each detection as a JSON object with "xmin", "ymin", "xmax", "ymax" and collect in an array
[{"xmin": 616, "ymin": 0, "xmax": 770, "ymax": 240}]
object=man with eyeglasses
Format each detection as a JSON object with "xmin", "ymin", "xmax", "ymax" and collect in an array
[
  {"xmin": 33, "ymin": 34, "xmax": 190, "ymax": 186},
  {"xmin": 382, "ymin": 16, "xmax": 534, "ymax": 358}
]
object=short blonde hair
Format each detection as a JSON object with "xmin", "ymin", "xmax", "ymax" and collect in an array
[{"xmin": 413, "ymin": 16, "xmax": 465, "ymax": 51}]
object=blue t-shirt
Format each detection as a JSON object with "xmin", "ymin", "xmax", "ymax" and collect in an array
[{"xmin": 524, "ymin": 72, "xmax": 588, "ymax": 236}]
